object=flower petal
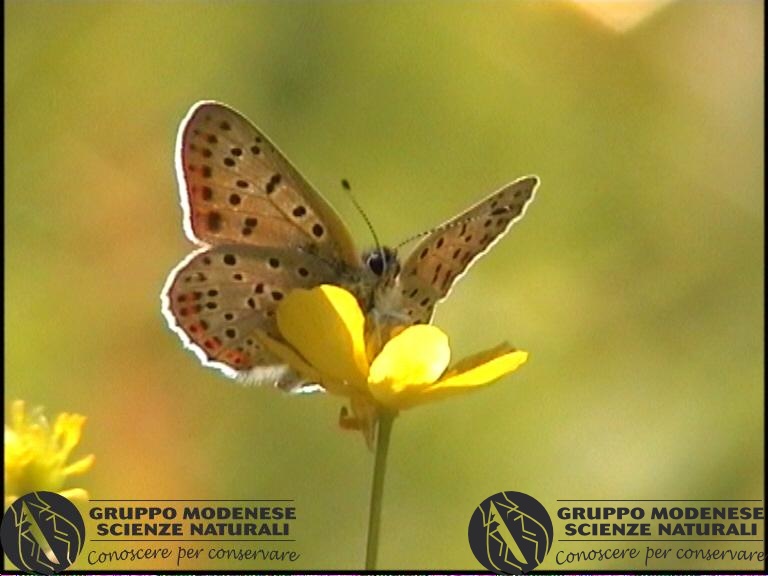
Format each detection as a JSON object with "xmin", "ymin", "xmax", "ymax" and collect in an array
[
  {"xmin": 368, "ymin": 324, "xmax": 450, "ymax": 407},
  {"xmin": 257, "ymin": 332, "xmax": 319, "ymax": 377},
  {"xmin": 441, "ymin": 342, "xmax": 521, "ymax": 380},
  {"xmin": 256, "ymin": 331, "xmax": 334, "ymax": 389},
  {"xmin": 53, "ymin": 413, "xmax": 86, "ymax": 456},
  {"xmin": 277, "ymin": 285, "xmax": 369, "ymax": 388},
  {"xmin": 398, "ymin": 346, "xmax": 529, "ymax": 409},
  {"xmin": 62, "ymin": 454, "xmax": 96, "ymax": 476},
  {"xmin": 58, "ymin": 488, "xmax": 90, "ymax": 502}
]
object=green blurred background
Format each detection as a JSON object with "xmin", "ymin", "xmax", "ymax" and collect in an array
[{"xmin": 5, "ymin": 0, "xmax": 763, "ymax": 571}]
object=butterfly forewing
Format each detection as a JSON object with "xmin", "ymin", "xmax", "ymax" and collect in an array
[
  {"xmin": 177, "ymin": 101, "xmax": 359, "ymax": 266},
  {"xmin": 385, "ymin": 176, "xmax": 538, "ymax": 323}
]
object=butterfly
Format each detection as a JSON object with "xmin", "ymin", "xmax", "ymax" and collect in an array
[{"xmin": 162, "ymin": 101, "xmax": 538, "ymax": 392}]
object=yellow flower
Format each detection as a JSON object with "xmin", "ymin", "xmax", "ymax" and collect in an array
[
  {"xmin": 262, "ymin": 285, "xmax": 528, "ymax": 440},
  {"xmin": 5, "ymin": 400, "xmax": 94, "ymax": 508}
]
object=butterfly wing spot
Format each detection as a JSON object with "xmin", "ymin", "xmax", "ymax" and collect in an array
[
  {"xmin": 207, "ymin": 212, "xmax": 223, "ymax": 232},
  {"xmin": 268, "ymin": 258, "xmax": 280, "ymax": 269},
  {"xmin": 223, "ymin": 254, "xmax": 236, "ymax": 266},
  {"xmin": 204, "ymin": 337, "xmax": 221, "ymax": 350},
  {"xmin": 265, "ymin": 174, "xmax": 282, "ymax": 194},
  {"xmin": 293, "ymin": 206, "xmax": 307, "ymax": 217},
  {"xmin": 201, "ymin": 187, "xmax": 213, "ymax": 201},
  {"xmin": 229, "ymin": 194, "xmax": 241, "ymax": 206},
  {"xmin": 312, "ymin": 224, "xmax": 325, "ymax": 238},
  {"xmin": 241, "ymin": 216, "xmax": 258, "ymax": 237},
  {"xmin": 431, "ymin": 263, "xmax": 443, "ymax": 284}
]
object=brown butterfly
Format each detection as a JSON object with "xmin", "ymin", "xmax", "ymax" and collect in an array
[{"xmin": 161, "ymin": 101, "xmax": 537, "ymax": 392}]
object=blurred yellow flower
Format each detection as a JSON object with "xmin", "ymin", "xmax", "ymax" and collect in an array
[
  {"xmin": 262, "ymin": 285, "xmax": 528, "ymax": 440},
  {"xmin": 567, "ymin": 0, "xmax": 676, "ymax": 33},
  {"xmin": 4, "ymin": 400, "xmax": 94, "ymax": 508}
]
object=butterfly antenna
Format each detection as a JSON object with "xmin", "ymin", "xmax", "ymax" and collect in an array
[
  {"xmin": 396, "ymin": 208, "xmax": 502, "ymax": 250},
  {"xmin": 341, "ymin": 179, "xmax": 383, "ymax": 255},
  {"xmin": 395, "ymin": 227, "xmax": 433, "ymax": 250}
]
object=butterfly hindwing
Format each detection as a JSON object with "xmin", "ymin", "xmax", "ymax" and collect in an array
[
  {"xmin": 177, "ymin": 101, "xmax": 360, "ymax": 266},
  {"xmin": 162, "ymin": 244, "xmax": 339, "ymax": 388},
  {"xmin": 383, "ymin": 176, "xmax": 538, "ymax": 324}
]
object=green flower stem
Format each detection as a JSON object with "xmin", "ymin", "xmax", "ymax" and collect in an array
[{"xmin": 365, "ymin": 409, "xmax": 396, "ymax": 570}]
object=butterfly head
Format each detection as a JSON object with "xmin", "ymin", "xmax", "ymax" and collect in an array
[{"xmin": 363, "ymin": 246, "xmax": 400, "ymax": 278}]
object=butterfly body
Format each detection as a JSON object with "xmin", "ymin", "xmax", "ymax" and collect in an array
[{"xmin": 162, "ymin": 101, "xmax": 537, "ymax": 392}]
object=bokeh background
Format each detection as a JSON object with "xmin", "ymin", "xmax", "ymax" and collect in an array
[{"xmin": 5, "ymin": 0, "xmax": 764, "ymax": 571}]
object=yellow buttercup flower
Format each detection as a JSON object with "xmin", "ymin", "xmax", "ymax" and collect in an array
[
  {"xmin": 4, "ymin": 400, "xmax": 95, "ymax": 508},
  {"xmin": 262, "ymin": 285, "xmax": 528, "ymax": 438}
]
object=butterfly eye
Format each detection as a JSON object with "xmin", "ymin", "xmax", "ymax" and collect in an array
[
  {"xmin": 364, "ymin": 247, "xmax": 399, "ymax": 277},
  {"xmin": 366, "ymin": 251, "xmax": 386, "ymax": 276}
]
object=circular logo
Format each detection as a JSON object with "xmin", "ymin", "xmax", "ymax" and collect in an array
[
  {"xmin": 1, "ymin": 491, "xmax": 86, "ymax": 574},
  {"xmin": 468, "ymin": 491, "xmax": 553, "ymax": 574}
]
